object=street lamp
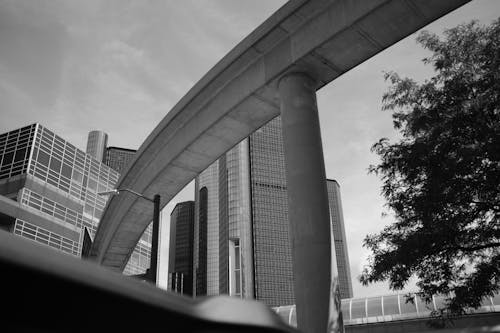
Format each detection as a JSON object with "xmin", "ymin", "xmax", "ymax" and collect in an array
[{"xmin": 98, "ymin": 188, "xmax": 160, "ymax": 285}]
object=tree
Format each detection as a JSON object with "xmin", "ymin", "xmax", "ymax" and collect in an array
[{"xmin": 360, "ymin": 19, "xmax": 500, "ymax": 319}]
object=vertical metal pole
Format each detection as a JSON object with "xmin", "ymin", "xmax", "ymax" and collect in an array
[{"xmin": 150, "ymin": 194, "xmax": 161, "ymax": 285}]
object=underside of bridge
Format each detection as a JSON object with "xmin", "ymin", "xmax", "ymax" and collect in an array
[
  {"xmin": 90, "ymin": 0, "xmax": 470, "ymax": 331},
  {"xmin": 91, "ymin": 0, "xmax": 469, "ymax": 278}
]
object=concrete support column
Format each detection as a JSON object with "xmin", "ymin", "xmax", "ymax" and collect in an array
[{"xmin": 279, "ymin": 72, "xmax": 341, "ymax": 333}]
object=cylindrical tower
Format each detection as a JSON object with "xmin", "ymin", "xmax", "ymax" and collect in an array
[{"xmin": 86, "ymin": 130, "xmax": 108, "ymax": 162}]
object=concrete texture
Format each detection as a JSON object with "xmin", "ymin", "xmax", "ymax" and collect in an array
[
  {"xmin": 91, "ymin": 0, "xmax": 471, "ymax": 274},
  {"xmin": 279, "ymin": 72, "xmax": 337, "ymax": 332}
]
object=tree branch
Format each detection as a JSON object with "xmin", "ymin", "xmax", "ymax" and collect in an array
[{"xmin": 457, "ymin": 242, "xmax": 500, "ymax": 252}]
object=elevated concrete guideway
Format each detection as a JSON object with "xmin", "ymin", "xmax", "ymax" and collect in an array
[{"xmin": 90, "ymin": 0, "xmax": 469, "ymax": 271}]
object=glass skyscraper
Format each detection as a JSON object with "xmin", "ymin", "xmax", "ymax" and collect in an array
[
  {"xmin": 249, "ymin": 117, "xmax": 294, "ymax": 306},
  {"xmin": 327, "ymin": 179, "xmax": 354, "ymax": 299},
  {"xmin": 105, "ymin": 146, "xmax": 136, "ymax": 174},
  {"xmin": 86, "ymin": 130, "xmax": 108, "ymax": 163},
  {"xmin": 168, "ymin": 201, "xmax": 195, "ymax": 295},
  {"xmin": 194, "ymin": 162, "xmax": 220, "ymax": 296},
  {"xmin": 193, "ymin": 116, "xmax": 353, "ymax": 307}
]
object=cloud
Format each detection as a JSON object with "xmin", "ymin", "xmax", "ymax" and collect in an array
[
  {"xmin": 0, "ymin": 1, "xmax": 67, "ymax": 108},
  {"xmin": 1, "ymin": 0, "xmax": 498, "ymax": 298}
]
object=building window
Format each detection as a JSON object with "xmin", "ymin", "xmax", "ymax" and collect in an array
[
  {"xmin": 229, "ymin": 238, "xmax": 242, "ymax": 297},
  {"xmin": 196, "ymin": 186, "xmax": 208, "ymax": 296}
]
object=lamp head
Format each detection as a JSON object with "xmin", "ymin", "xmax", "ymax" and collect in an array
[{"xmin": 97, "ymin": 189, "xmax": 119, "ymax": 196}]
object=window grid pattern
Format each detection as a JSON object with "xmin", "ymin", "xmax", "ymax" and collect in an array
[
  {"xmin": 0, "ymin": 124, "xmax": 151, "ymax": 271},
  {"xmin": 229, "ymin": 238, "xmax": 242, "ymax": 297},
  {"xmin": 194, "ymin": 162, "xmax": 219, "ymax": 296},
  {"xmin": 274, "ymin": 294, "xmax": 500, "ymax": 326},
  {"xmin": 105, "ymin": 147, "xmax": 136, "ymax": 174},
  {"xmin": 14, "ymin": 219, "xmax": 79, "ymax": 256},
  {"xmin": 250, "ymin": 117, "xmax": 353, "ymax": 306},
  {"xmin": 25, "ymin": 125, "xmax": 120, "ymax": 248},
  {"xmin": 194, "ymin": 116, "xmax": 353, "ymax": 307},
  {"xmin": 249, "ymin": 117, "xmax": 295, "ymax": 307},
  {"xmin": 327, "ymin": 180, "xmax": 354, "ymax": 299},
  {"xmin": 170, "ymin": 202, "xmax": 195, "ymax": 295},
  {"xmin": 221, "ymin": 139, "xmax": 254, "ymax": 298},
  {"xmin": 86, "ymin": 130, "xmax": 107, "ymax": 162},
  {"xmin": 123, "ymin": 223, "xmax": 153, "ymax": 275},
  {"xmin": 29, "ymin": 126, "xmax": 119, "ymax": 226},
  {"xmin": 0, "ymin": 124, "xmax": 35, "ymax": 180},
  {"xmin": 218, "ymin": 153, "xmax": 229, "ymax": 294},
  {"xmin": 124, "ymin": 224, "xmax": 152, "ymax": 275},
  {"xmin": 20, "ymin": 187, "xmax": 83, "ymax": 231}
]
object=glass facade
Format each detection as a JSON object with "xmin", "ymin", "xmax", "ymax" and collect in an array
[
  {"xmin": 20, "ymin": 187, "xmax": 83, "ymax": 232},
  {"xmin": 196, "ymin": 187, "xmax": 208, "ymax": 295},
  {"xmin": 123, "ymin": 223, "xmax": 152, "ymax": 275},
  {"xmin": 228, "ymin": 239, "xmax": 240, "ymax": 296},
  {"xmin": 193, "ymin": 116, "xmax": 353, "ymax": 307},
  {"xmin": 274, "ymin": 293, "xmax": 500, "ymax": 326},
  {"xmin": 327, "ymin": 180, "xmax": 354, "ymax": 299},
  {"xmin": 226, "ymin": 140, "xmax": 254, "ymax": 299},
  {"xmin": 31, "ymin": 125, "xmax": 118, "ymax": 236},
  {"xmin": 105, "ymin": 147, "xmax": 136, "ymax": 174},
  {"xmin": 86, "ymin": 130, "xmax": 108, "ymax": 162},
  {"xmin": 194, "ymin": 141, "xmax": 255, "ymax": 299},
  {"xmin": 14, "ymin": 219, "xmax": 80, "ymax": 256},
  {"xmin": 0, "ymin": 124, "xmax": 34, "ymax": 181},
  {"xmin": 0, "ymin": 124, "xmax": 151, "ymax": 275},
  {"xmin": 249, "ymin": 117, "xmax": 294, "ymax": 307},
  {"xmin": 194, "ymin": 161, "xmax": 219, "ymax": 296},
  {"xmin": 0, "ymin": 124, "xmax": 118, "ymax": 256},
  {"xmin": 169, "ymin": 201, "xmax": 195, "ymax": 296}
]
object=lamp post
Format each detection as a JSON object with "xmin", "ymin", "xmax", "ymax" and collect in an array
[{"xmin": 98, "ymin": 188, "xmax": 160, "ymax": 284}]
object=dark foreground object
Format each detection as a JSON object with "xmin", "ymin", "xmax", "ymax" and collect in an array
[{"xmin": 0, "ymin": 231, "xmax": 295, "ymax": 332}]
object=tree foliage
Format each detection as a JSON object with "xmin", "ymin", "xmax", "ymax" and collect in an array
[{"xmin": 360, "ymin": 19, "xmax": 500, "ymax": 318}]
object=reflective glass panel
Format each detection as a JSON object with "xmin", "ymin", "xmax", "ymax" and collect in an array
[
  {"xmin": 351, "ymin": 299, "xmax": 366, "ymax": 319},
  {"xmin": 416, "ymin": 296, "xmax": 433, "ymax": 313},
  {"xmin": 367, "ymin": 297, "xmax": 383, "ymax": 316},
  {"xmin": 341, "ymin": 301, "xmax": 350, "ymax": 320},
  {"xmin": 383, "ymin": 295, "xmax": 400, "ymax": 315},
  {"xmin": 400, "ymin": 295, "xmax": 417, "ymax": 314}
]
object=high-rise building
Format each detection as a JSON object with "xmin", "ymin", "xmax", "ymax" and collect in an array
[
  {"xmin": 168, "ymin": 201, "xmax": 195, "ymax": 295},
  {"xmin": 0, "ymin": 124, "xmax": 118, "ymax": 256},
  {"xmin": 248, "ymin": 117, "xmax": 293, "ymax": 306},
  {"xmin": 85, "ymin": 130, "xmax": 149, "ymax": 276},
  {"xmin": 193, "ymin": 116, "xmax": 353, "ymax": 307},
  {"xmin": 105, "ymin": 146, "xmax": 136, "ymax": 174},
  {"xmin": 86, "ymin": 130, "xmax": 108, "ymax": 162},
  {"xmin": 327, "ymin": 179, "xmax": 354, "ymax": 299},
  {"xmin": 86, "ymin": 131, "xmax": 145, "ymax": 279},
  {"xmin": 0, "ymin": 124, "xmax": 151, "ymax": 276},
  {"xmin": 194, "ymin": 162, "xmax": 220, "ymax": 296}
]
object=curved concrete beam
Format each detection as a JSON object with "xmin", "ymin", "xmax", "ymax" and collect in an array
[{"xmin": 91, "ymin": 0, "xmax": 469, "ymax": 270}]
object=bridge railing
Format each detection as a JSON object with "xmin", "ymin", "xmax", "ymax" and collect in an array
[
  {"xmin": 341, "ymin": 293, "xmax": 500, "ymax": 325},
  {"xmin": 273, "ymin": 293, "xmax": 500, "ymax": 327}
]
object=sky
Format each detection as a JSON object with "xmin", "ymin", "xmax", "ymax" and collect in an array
[{"xmin": 1, "ymin": 0, "xmax": 499, "ymax": 297}]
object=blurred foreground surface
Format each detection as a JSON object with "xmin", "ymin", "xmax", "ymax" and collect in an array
[{"xmin": 0, "ymin": 231, "xmax": 295, "ymax": 332}]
